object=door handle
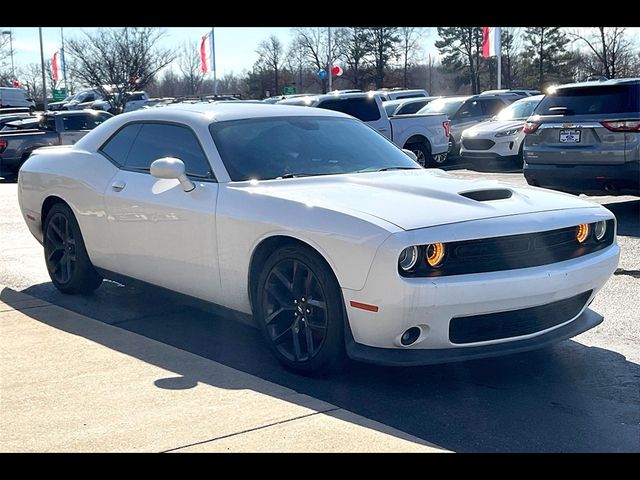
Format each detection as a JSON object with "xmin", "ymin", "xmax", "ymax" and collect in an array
[{"xmin": 111, "ymin": 181, "xmax": 126, "ymax": 192}]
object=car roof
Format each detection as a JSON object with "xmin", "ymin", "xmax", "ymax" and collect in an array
[
  {"xmin": 553, "ymin": 77, "xmax": 640, "ymax": 90},
  {"xmin": 278, "ymin": 91, "xmax": 375, "ymax": 105},
  {"xmin": 382, "ymin": 96, "xmax": 440, "ymax": 107},
  {"xmin": 116, "ymin": 102, "xmax": 351, "ymax": 122}
]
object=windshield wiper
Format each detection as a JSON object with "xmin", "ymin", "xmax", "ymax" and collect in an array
[{"xmin": 276, "ymin": 172, "xmax": 337, "ymax": 179}]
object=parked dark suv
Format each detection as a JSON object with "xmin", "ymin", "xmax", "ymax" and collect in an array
[{"xmin": 523, "ymin": 78, "xmax": 639, "ymax": 196}]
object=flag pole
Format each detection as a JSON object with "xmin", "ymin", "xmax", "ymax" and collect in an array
[
  {"xmin": 60, "ymin": 27, "xmax": 68, "ymax": 93},
  {"xmin": 496, "ymin": 27, "xmax": 502, "ymax": 89},
  {"xmin": 211, "ymin": 27, "xmax": 217, "ymax": 96},
  {"xmin": 327, "ymin": 27, "xmax": 332, "ymax": 92},
  {"xmin": 39, "ymin": 27, "xmax": 48, "ymax": 111}
]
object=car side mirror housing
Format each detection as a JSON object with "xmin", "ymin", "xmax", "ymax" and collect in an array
[
  {"xmin": 402, "ymin": 149, "xmax": 419, "ymax": 163},
  {"xmin": 150, "ymin": 157, "xmax": 195, "ymax": 192}
]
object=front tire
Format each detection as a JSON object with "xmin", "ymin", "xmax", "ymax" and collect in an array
[
  {"xmin": 255, "ymin": 245, "xmax": 345, "ymax": 374},
  {"xmin": 43, "ymin": 203, "xmax": 103, "ymax": 294}
]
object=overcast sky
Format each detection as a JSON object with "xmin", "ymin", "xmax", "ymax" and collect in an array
[{"xmin": 4, "ymin": 27, "xmax": 639, "ymax": 78}]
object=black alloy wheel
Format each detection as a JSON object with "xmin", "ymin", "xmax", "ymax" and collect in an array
[
  {"xmin": 43, "ymin": 203, "xmax": 103, "ymax": 294},
  {"xmin": 256, "ymin": 246, "xmax": 344, "ymax": 374}
]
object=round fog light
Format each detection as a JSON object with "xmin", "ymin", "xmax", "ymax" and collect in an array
[
  {"xmin": 576, "ymin": 224, "xmax": 589, "ymax": 243},
  {"xmin": 594, "ymin": 221, "xmax": 607, "ymax": 241},
  {"xmin": 399, "ymin": 246, "xmax": 419, "ymax": 271},
  {"xmin": 401, "ymin": 327, "xmax": 421, "ymax": 346}
]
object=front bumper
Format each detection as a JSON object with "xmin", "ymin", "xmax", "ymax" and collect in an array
[
  {"xmin": 341, "ymin": 209, "xmax": 619, "ymax": 364},
  {"xmin": 346, "ymin": 307, "xmax": 602, "ymax": 366}
]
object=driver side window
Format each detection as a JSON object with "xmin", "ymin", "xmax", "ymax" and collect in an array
[{"xmin": 456, "ymin": 100, "xmax": 482, "ymax": 119}]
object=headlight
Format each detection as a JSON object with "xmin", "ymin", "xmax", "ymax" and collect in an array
[
  {"xmin": 594, "ymin": 220, "xmax": 607, "ymax": 241},
  {"xmin": 576, "ymin": 224, "xmax": 589, "ymax": 243},
  {"xmin": 398, "ymin": 246, "xmax": 419, "ymax": 271},
  {"xmin": 495, "ymin": 127, "xmax": 522, "ymax": 137},
  {"xmin": 426, "ymin": 243, "xmax": 446, "ymax": 267}
]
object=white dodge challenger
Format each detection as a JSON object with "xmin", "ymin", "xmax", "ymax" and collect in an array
[{"xmin": 17, "ymin": 103, "xmax": 619, "ymax": 373}]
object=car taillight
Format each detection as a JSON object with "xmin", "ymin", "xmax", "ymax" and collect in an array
[
  {"xmin": 0, "ymin": 140, "xmax": 7, "ymax": 153},
  {"xmin": 600, "ymin": 120, "xmax": 640, "ymax": 132},
  {"xmin": 523, "ymin": 121, "xmax": 540, "ymax": 134},
  {"xmin": 443, "ymin": 120, "xmax": 451, "ymax": 137}
]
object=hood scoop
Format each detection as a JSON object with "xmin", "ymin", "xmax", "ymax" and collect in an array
[{"xmin": 459, "ymin": 188, "xmax": 513, "ymax": 202}]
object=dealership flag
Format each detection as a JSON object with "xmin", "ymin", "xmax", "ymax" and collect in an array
[
  {"xmin": 52, "ymin": 50, "xmax": 65, "ymax": 83},
  {"xmin": 200, "ymin": 30, "xmax": 216, "ymax": 74},
  {"xmin": 482, "ymin": 27, "xmax": 501, "ymax": 58}
]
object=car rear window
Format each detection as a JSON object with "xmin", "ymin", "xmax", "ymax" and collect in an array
[
  {"xmin": 535, "ymin": 84, "xmax": 640, "ymax": 115},
  {"xmin": 317, "ymin": 97, "xmax": 381, "ymax": 121}
]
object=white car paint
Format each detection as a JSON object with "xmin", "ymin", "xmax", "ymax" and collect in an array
[
  {"xmin": 460, "ymin": 95, "xmax": 544, "ymax": 163},
  {"xmin": 17, "ymin": 102, "xmax": 619, "ymax": 365}
]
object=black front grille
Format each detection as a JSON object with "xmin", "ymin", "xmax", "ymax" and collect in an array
[
  {"xmin": 449, "ymin": 291, "xmax": 592, "ymax": 344},
  {"xmin": 462, "ymin": 138, "xmax": 495, "ymax": 150},
  {"xmin": 402, "ymin": 220, "xmax": 615, "ymax": 278}
]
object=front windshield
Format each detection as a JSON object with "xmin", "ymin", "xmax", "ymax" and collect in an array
[
  {"xmin": 496, "ymin": 97, "xmax": 541, "ymax": 121},
  {"xmin": 418, "ymin": 98, "xmax": 465, "ymax": 117},
  {"xmin": 209, "ymin": 116, "xmax": 420, "ymax": 181}
]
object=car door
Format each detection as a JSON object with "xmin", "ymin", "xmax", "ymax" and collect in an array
[
  {"xmin": 450, "ymin": 99, "xmax": 484, "ymax": 145},
  {"xmin": 101, "ymin": 121, "xmax": 220, "ymax": 301}
]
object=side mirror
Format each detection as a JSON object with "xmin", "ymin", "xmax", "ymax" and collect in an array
[
  {"xmin": 402, "ymin": 149, "xmax": 419, "ymax": 163},
  {"xmin": 150, "ymin": 157, "xmax": 195, "ymax": 192}
]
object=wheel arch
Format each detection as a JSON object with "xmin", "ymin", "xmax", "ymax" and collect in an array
[
  {"xmin": 403, "ymin": 134, "xmax": 431, "ymax": 151},
  {"xmin": 41, "ymin": 195, "xmax": 69, "ymax": 230},
  {"xmin": 247, "ymin": 235, "xmax": 341, "ymax": 313}
]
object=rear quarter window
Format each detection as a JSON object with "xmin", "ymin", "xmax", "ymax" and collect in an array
[
  {"xmin": 535, "ymin": 84, "xmax": 640, "ymax": 115},
  {"xmin": 317, "ymin": 97, "xmax": 381, "ymax": 121}
]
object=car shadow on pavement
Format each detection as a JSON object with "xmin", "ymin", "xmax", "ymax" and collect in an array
[
  {"xmin": 604, "ymin": 199, "xmax": 639, "ymax": 238},
  {"xmin": 5, "ymin": 281, "xmax": 640, "ymax": 453}
]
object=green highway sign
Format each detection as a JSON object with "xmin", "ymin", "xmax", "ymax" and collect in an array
[
  {"xmin": 51, "ymin": 88, "xmax": 67, "ymax": 101},
  {"xmin": 283, "ymin": 86, "xmax": 297, "ymax": 95}
]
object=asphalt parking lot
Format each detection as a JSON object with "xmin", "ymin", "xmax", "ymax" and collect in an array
[{"xmin": 1, "ymin": 163, "xmax": 638, "ymax": 452}]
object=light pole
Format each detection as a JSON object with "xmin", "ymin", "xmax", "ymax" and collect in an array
[{"xmin": 1, "ymin": 30, "xmax": 15, "ymax": 81}]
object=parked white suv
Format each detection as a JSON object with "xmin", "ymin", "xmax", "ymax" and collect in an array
[
  {"xmin": 460, "ymin": 95, "xmax": 544, "ymax": 169},
  {"xmin": 0, "ymin": 88, "xmax": 36, "ymax": 112}
]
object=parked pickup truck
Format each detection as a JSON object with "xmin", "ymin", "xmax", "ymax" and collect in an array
[
  {"xmin": 0, "ymin": 110, "xmax": 112, "ymax": 172},
  {"xmin": 278, "ymin": 92, "xmax": 450, "ymax": 166}
]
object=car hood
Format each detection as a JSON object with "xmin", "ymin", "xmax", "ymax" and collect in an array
[
  {"xmin": 463, "ymin": 119, "xmax": 524, "ymax": 137},
  {"xmin": 240, "ymin": 169, "xmax": 600, "ymax": 231}
]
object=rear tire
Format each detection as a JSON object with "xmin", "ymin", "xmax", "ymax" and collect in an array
[
  {"xmin": 43, "ymin": 203, "xmax": 103, "ymax": 294},
  {"xmin": 254, "ymin": 245, "xmax": 345, "ymax": 375},
  {"xmin": 406, "ymin": 142, "xmax": 434, "ymax": 167}
]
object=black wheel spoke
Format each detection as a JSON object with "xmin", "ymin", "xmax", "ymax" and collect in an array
[
  {"xmin": 272, "ymin": 267, "xmax": 293, "ymax": 293},
  {"xmin": 307, "ymin": 298, "xmax": 326, "ymax": 310},
  {"xmin": 272, "ymin": 324, "xmax": 293, "ymax": 343},
  {"xmin": 291, "ymin": 326, "xmax": 302, "ymax": 360},
  {"xmin": 265, "ymin": 284, "xmax": 292, "ymax": 309},
  {"xmin": 304, "ymin": 322, "xmax": 315, "ymax": 357},
  {"xmin": 49, "ymin": 222, "xmax": 64, "ymax": 242},
  {"xmin": 262, "ymin": 257, "xmax": 328, "ymax": 364},
  {"xmin": 47, "ymin": 245, "xmax": 64, "ymax": 262}
]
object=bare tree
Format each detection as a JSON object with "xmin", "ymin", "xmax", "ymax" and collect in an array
[
  {"xmin": 365, "ymin": 28, "xmax": 401, "ymax": 88},
  {"xmin": 17, "ymin": 63, "xmax": 44, "ymax": 100},
  {"xmin": 66, "ymin": 27, "xmax": 176, "ymax": 112},
  {"xmin": 256, "ymin": 35, "xmax": 285, "ymax": 96},
  {"xmin": 435, "ymin": 27, "xmax": 484, "ymax": 94},
  {"xmin": 501, "ymin": 28, "xmax": 522, "ymax": 88},
  {"xmin": 523, "ymin": 27, "xmax": 570, "ymax": 88},
  {"xmin": 398, "ymin": 27, "xmax": 424, "ymax": 89},
  {"xmin": 569, "ymin": 27, "xmax": 632, "ymax": 79},
  {"xmin": 291, "ymin": 27, "xmax": 346, "ymax": 93},
  {"xmin": 177, "ymin": 41, "xmax": 205, "ymax": 95},
  {"xmin": 341, "ymin": 27, "xmax": 372, "ymax": 90},
  {"xmin": 286, "ymin": 38, "xmax": 309, "ymax": 92}
]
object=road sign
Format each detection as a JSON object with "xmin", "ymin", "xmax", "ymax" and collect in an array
[
  {"xmin": 51, "ymin": 88, "xmax": 67, "ymax": 101},
  {"xmin": 283, "ymin": 86, "xmax": 297, "ymax": 95}
]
